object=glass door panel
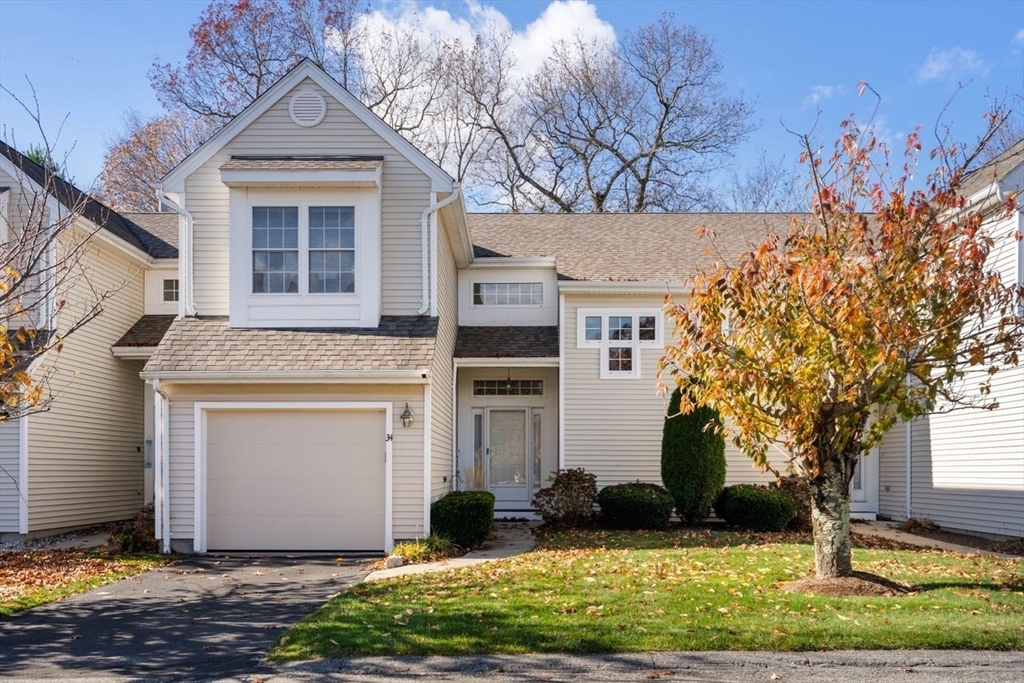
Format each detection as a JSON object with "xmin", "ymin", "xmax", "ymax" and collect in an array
[{"xmin": 489, "ymin": 410, "xmax": 527, "ymax": 486}]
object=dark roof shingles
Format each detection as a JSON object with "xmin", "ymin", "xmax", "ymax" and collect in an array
[
  {"xmin": 455, "ymin": 326, "xmax": 559, "ymax": 359},
  {"xmin": 0, "ymin": 141, "xmax": 176, "ymax": 259},
  {"xmin": 113, "ymin": 315, "xmax": 177, "ymax": 348},
  {"xmin": 144, "ymin": 316, "xmax": 437, "ymax": 374}
]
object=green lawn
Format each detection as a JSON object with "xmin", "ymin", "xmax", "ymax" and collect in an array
[
  {"xmin": 0, "ymin": 550, "xmax": 167, "ymax": 617},
  {"xmin": 270, "ymin": 527, "xmax": 1024, "ymax": 659}
]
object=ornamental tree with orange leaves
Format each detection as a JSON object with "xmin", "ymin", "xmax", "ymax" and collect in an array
[{"xmin": 660, "ymin": 121, "xmax": 1023, "ymax": 579}]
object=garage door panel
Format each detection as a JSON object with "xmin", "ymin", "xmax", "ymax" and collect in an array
[
  {"xmin": 208, "ymin": 479, "xmax": 385, "ymax": 517},
  {"xmin": 205, "ymin": 408, "xmax": 387, "ymax": 551},
  {"xmin": 208, "ymin": 514, "xmax": 385, "ymax": 551},
  {"xmin": 207, "ymin": 446, "xmax": 384, "ymax": 481}
]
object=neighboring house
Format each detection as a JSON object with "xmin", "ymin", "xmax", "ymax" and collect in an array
[
  {"xmin": 2, "ymin": 60, "xmax": 1020, "ymax": 548},
  {"xmin": 0, "ymin": 142, "xmax": 178, "ymax": 539}
]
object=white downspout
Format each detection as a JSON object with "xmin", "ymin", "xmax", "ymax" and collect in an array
[
  {"xmin": 156, "ymin": 188, "xmax": 196, "ymax": 317},
  {"xmin": 153, "ymin": 379, "xmax": 172, "ymax": 553},
  {"xmin": 417, "ymin": 185, "xmax": 461, "ymax": 315}
]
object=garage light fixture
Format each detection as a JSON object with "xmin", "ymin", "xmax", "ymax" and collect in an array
[{"xmin": 400, "ymin": 403, "xmax": 414, "ymax": 427}]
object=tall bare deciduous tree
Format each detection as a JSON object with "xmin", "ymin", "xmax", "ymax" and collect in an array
[
  {"xmin": 2, "ymin": 88, "xmax": 133, "ymax": 421},
  {"xmin": 728, "ymin": 150, "xmax": 803, "ymax": 213},
  {"xmin": 106, "ymin": 3, "xmax": 752, "ymax": 213}
]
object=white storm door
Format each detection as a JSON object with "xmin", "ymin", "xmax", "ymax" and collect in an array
[{"xmin": 486, "ymin": 408, "xmax": 530, "ymax": 504}]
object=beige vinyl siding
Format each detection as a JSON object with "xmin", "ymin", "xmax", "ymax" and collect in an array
[
  {"xmin": 429, "ymin": 217, "xmax": 458, "ymax": 501},
  {"xmin": 562, "ymin": 294, "xmax": 772, "ymax": 489},
  {"xmin": 185, "ymin": 78, "xmax": 432, "ymax": 316},
  {"xmin": 0, "ymin": 419, "xmax": 21, "ymax": 532},
  {"xmin": 163, "ymin": 383, "xmax": 427, "ymax": 547},
  {"xmin": 876, "ymin": 214, "xmax": 1024, "ymax": 536},
  {"xmin": 27, "ymin": 230, "xmax": 146, "ymax": 531}
]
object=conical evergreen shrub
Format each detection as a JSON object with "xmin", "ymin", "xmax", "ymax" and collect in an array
[{"xmin": 661, "ymin": 387, "xmax": 726, "ymax": 524}]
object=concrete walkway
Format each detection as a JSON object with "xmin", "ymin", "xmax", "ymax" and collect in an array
[
  {"xmin": 365, "ymin": 521, "xmax": 537, "ymax": 582},
  {"xmin": 854, "ymin": 521, "xmax": 1018, "ymax": 558}
]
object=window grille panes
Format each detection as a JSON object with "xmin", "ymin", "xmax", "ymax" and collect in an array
[
  {"xmin": 473, "ymin": 282, "xmax": 543, "ymax": 306},
  {"xmin": 638, "ymin": 316, "xmax": 657, "ymax": 341},
  {"xmin": 252, "ymin": 207, "xmax": 299, "ymax": 293},
  {"xmin": 585, "ymin": 316, "xmax": 602, "ymax": 341},
  {"xmin": 162, "ymin": 279, "xmax": 179, "ymax": 302},
  {"xmin": 608, "ymin": 347, "xmax": 633, "ymax": 373},
  {"xmin": 608, "ymin": 316, "xmax": 632, "ymax": 341},
  {"xmin": 473, "ymin": 379, "xmax": 544, "ymax": 396},
  {"xmin": 309, "ymin": 206, "xmax": 355, "ymax": 293}
]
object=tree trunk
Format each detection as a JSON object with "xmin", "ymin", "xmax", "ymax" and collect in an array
[{"xmin": 809, "ymin": 456, "xmax": 853, "ymax": 578}]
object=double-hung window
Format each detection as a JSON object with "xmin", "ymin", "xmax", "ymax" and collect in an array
[
  {"xmin": 578, "ymin": 309, "xmax": 662, "ymax": 379},
  {"xmin": 251, "ymin": 205, "xmax": 355, "ymax": 295}
]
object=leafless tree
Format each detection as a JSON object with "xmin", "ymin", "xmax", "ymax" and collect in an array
[
  {"xmin": 728, "ymin": 150, "xmax": 804, "ymax": 213},
  {"xmin": 2, "ymin": 85, "xmax": 135, "ymax": 422}
]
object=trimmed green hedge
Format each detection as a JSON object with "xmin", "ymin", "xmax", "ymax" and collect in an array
[
  {"xmin": 661, "ymin": 387, "xmax": 726, "ymax": 524},
  {"xmin": 430, "ymin": 490, "xmax": 495, "ymax": 548},
  {"xmin": 713, "ymin": 484, "xmax": 797, "ymax": 532},
  {"xmin": 597, "ymin": 482, "xmax": 674, "ymax": 530}
]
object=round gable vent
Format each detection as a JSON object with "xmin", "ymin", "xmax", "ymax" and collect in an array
[{"xmin": 288, "ymin": 89, "xmax": 327, "ymax": 127}]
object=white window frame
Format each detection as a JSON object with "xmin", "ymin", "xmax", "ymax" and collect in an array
[
  {"xmin": 228, "ymin": 187, "xmax": 380, "ymax": 328},
  {"xmin": 471, "ymin": 281, "xmax": 544, "ymax": 308},
  {"xmin": 162, "ymin": 278, "xmax": 180, "ymax": 303},
  {"xmin": 576, "ymin": 308, "xmax": 662, "ymax": 379}
]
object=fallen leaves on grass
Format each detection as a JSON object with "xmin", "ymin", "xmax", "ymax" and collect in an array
[{"xmin": 0, "ymin": 550, "xmax": 159, "ymax": 604}]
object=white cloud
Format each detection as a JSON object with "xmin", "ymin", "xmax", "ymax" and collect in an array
[
  {"xmin": 1014, "ymin": 28, "xmax": 1024, "ymax": 46},
  {"xmin": 916, "ymin": 47, "xmax": 990, "ymax": 83},
  {"xmin": 355, "ymin": 0, "xmax": 616, "ymax": 81},
  {"xmin": 802, "ymin": 84, "xmax": 846, "ymax": 107}
]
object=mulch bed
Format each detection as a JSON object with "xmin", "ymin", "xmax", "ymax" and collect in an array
[{"xmin": 783, "ymin": 571, "xmax": 913, "ymax": 597}]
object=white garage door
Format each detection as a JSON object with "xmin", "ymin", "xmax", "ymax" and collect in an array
[{"xmin": 206, "ymin": 408, "xmax": 386, "ymax": 551}]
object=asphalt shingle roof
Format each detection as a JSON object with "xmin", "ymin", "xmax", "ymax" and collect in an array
[
  {"xmin": 960, "ymin": 138, "xmax": 1024, "ymax": 200},
  {"xmin": 467, "ymin": 213, "xmax": 794, "ymax": 282},
  {"xmin": 113, "ymin": 315, "xmax": 177, "ymax": 348},
  {"xmin": 455, "ymin": 326, "xmax": 559, "ymax": 359},
  {"xmin": 120, "ymin": 213, "xmax": 179, "ymax": 258},
  {"xmin": 0, "ymin": 140, "xmax": 174, "ymax": 259},
  {"xmin": 221, "ymin": 156, "xmax": 383, "ymax": 171},
  {"xmin": 144, "ymin": 316, "xmax": 437, "ymax": 375}
]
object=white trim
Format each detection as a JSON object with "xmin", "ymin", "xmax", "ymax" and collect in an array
[
  {"xmin": 451, "ymin": 359, "xmax": 459, "ymax": 486},
  {"xmin": 464, "ymin": 257, "xmax": 557, "ymax": 270},
  {"xmin": 558, "ymin": 280, "xmax": 687, "ymax": 295},
  {"xmin": 558, "ymin": 292, "xmax": 565, "ymax": 471},
  {"xmin": 454, "ymin": 357, "xmax": 560, "ymax": 368},
  {"xmin": 0, "ymin": 189, "xmax": 10, "ymax": 244},
  {"xmin": 219, "ymin": 167, "xmax": 382, "ymax": 187},
  {"xmin": 423, "ymin": 384, "xmax": 432, "ymax": 538},
  {"xmin": 139, "ymin": 369, "xmax": 429, "ymax": 383},
  {"xmin": 110, "ymin": 346, "xmax": 156, "ymax": 359},
  {"xmin": 152, "ymin": 384, "xmax": 162, "ymax": 542},
  {"xmin": 470, "ymin": 281, "xmax": 545, "ymax": 309},
  {"xmin": 192, "ymin": 401, "xmax": 394, "ymax": 553},
  {"xmin": 430, "ymin": 208, "xmax": 438, "ymax": 316},
  {"xmin": 160, "ymin": 61, "xmax": 455, "ymax": 193},
  {"xmin": 74, "ymin": 219, "xmax": 152, "ymax": 265},
  {"xmin": 18, "ymin": 414, "xmax": 28, "ymax": 535}
]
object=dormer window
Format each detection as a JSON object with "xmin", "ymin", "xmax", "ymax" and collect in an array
[{"xmin": 249, "ymin": 205, "xmax": 356, "ymax": 296}]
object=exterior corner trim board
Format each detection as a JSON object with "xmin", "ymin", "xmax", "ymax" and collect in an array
[
  {"xmin": 18, "ymin": 414, "xmax": 28, "ymax": 534},
  {"xmin": 191, "ymin": 401, "xmax": 395, "ymax": 554}
]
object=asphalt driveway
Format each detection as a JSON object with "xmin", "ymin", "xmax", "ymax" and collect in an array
[{"xmin": 0, "ymin": 554, "xmax": 371, "ymax": 680}]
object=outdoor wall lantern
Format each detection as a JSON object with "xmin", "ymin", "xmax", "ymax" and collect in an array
[
  {"xmin": 504, "ymin": 368, "xmax": 513, "ymax": 393},
  {"xmin": 400, "ymin": 403, "xmax": 414, "ymax": 428}
]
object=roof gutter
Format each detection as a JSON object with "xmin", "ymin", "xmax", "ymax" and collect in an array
[
  {"xmin": 418, "ymin": 185, "xmax": 462, "ymax": 315},
  {"xmin": 155, "ymin": 188, "xmax": 196, "ymax": 317},
  {"xmin": 139, "ymin": 369, "xmax": 431, "ymax": 384}
]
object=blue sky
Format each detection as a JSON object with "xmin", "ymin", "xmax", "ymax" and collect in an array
[{"xmin": 1, "ymin": 0, "xmax": 1021, "ymax": 191}]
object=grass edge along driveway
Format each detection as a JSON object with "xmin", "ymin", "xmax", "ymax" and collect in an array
[
  {"xmin": 269, "ymin": 528, "xmax": 1024, "ymax": 658},
  {"xmin": 1, "ymin": 549, "xmax": 167, "ymax": 617}
]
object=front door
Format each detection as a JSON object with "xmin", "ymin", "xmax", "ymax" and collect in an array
[
  {"xmin": 850, "ymin": 448, "xmax": 880, "ymax": 517},
  {"xmin": 486, "ymin": 408, "xmax": 532, "ymax": 506}
]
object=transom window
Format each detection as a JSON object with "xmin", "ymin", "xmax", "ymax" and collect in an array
[
  {"xmin": 577, "ymin": 310, "xmax": 662, "ymax": 379},
  {"xmin": 473, "ymin": 282, "xmax": 543, "ymax": 306},
  {"xmin": 162, "ymin": 278, "xmax": 179, "ymax": 303},
  {"xmin": 251, "ymin": 205, "xmax": 356, "ymax": 295},
  {"xmin": 473, "ymin": 379, "xmax": 544, "ymax": 396}
]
